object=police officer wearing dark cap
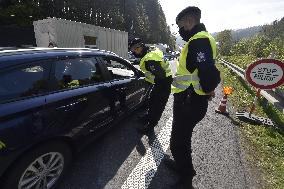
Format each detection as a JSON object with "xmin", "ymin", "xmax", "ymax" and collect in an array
[
  {"xmin": 129, "ymin": 38, "xmax": 172, "ymax": 135},
  {"xmin": 164, "ymin": 6, "xmax": 221, "ymax": 189}
]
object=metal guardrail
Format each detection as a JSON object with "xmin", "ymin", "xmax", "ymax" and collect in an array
[{"xmin": 219, "ymin": 59, "xmax": 284, "ymax": 114}]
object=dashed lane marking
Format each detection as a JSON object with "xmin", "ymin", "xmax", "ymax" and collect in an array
[{"xmin": 121, "ymin": 117, "xmax": 173, "ymax": 189}]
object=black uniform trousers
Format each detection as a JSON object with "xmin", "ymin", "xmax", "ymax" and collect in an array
[
  {"xmin": 170, "ymin": 87, "xmax": 209, "ymax": 180},
  {"xmin": 147, "ymin": 76, "xmax": 172, "ymax": 128}
]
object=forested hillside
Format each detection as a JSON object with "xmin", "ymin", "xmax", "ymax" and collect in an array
[
  {"xmin": 0, "ymin": 0, "xmax": 175, "ymax": 47},
  {"xmin": 216, "ymin": 17, "xmax": 284, "ymax": 60},
  {"xmin": 212, "ymin": 26, "xmax": 262, "ymax": 41},
  {"xmin": 232, "ymin": 26, "xmax": 262, "ymax": 41}
]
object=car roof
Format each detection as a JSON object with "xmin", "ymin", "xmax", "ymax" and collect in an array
[{"xmin": 0, "ymin": 48, "xmax": 119, "ymax": 69}]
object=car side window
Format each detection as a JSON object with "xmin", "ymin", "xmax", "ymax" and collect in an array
[
  {"xmin": 54, "ymin": 58, "xmax": 104, "ymax": 89},
  {"xmin": 0, "ymin": 63, "xmax": 49, "ymax": 103},
  {"xmin": 101, "ymin": 56, "xmax": 135, "ymax": 80}
]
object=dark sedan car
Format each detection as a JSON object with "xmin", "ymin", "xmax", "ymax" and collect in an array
[{"xmin": 0, "ymin": 48, "xmax": 151, "ymax": 189}]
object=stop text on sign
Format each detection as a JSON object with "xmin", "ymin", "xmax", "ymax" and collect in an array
[
  {"xmin": 252, "ymin": 65, "xmax": 281, "ymax": 82},
  {"xmin": 245, "ymin": 59, "xmax": 284, "ymax": 89}
]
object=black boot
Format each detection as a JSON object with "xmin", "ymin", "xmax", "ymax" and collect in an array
[
  {"xmin": 163, "ymin": 155, "xmax": 180, "ymax": 174},
  {"xmin": 170, "ymin": 175, "xmax": 196, "ymax": 189}
]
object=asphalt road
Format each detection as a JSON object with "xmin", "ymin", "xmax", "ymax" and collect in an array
[{"xmin": 58, "ymin": 60, "xmax": 251, "ymax": 189}]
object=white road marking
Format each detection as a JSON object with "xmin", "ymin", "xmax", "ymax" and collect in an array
[{"xmin": 121, "ymin": 117, "xmax": 173, "ymax": 189}]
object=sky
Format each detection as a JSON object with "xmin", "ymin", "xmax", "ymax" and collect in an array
[{"xmin": 159, "ymin": 0, "xmax": 284, "ymax": 34}]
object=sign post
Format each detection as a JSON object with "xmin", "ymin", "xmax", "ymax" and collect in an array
[
  {"xmin": 236, "ymin": 59, "xmax": 284, "ymax": 126},
  {"xmin": 249, "ymin": 88, "xmax": 261, "ymax": 116}
]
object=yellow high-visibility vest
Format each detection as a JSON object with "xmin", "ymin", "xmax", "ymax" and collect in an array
[
  {"xmin": 140, "ymin": 48, "xmax": 172, "ymax": 84},
  {"xmin": 171, "ymin": 31, "xmax": 217, "ymax": 95}
]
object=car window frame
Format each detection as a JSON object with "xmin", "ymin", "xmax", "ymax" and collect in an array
[
  {"xmin": 97, "ymin": 55, "xmax": 143, "ymax": 82},
  {"xmin": 48, "ymin": 55, "xmax": 110, "ymax": 92},
  {"xmin": 0, "ymin": 59, "xmax": 52, "ymax": 104}
]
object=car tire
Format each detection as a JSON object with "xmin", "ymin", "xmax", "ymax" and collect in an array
[{"xmin": 2, "ymin": 142, "xmax": 72, "ymax": 189}]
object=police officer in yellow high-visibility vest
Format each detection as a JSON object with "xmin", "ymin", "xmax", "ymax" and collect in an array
[
  {"xmin": 163, "ymin": 6, "xmax": 221, "ymax": 189},
  {"xmin": 129, "ymin": 38, "xmax": 172, "ymax": 134}
]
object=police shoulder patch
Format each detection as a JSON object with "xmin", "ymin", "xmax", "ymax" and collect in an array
[
  {"xmin": 197, "ymin": 52, "xmax": 206, "ymax": 63},
  {"xmin": 150, "ymin": 65, "xmax": 155, "ymax": 71}
]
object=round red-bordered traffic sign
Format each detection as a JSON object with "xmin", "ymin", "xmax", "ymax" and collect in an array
[{"xmin": 245, "ymin": 59, "xmax": 284, "ymax": 89}]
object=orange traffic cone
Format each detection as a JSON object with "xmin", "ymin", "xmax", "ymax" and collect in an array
[{"xmin": 215, "ymin": 94, "xmax": 229, "ymax": 115}]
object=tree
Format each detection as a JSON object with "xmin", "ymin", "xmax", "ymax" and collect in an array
[
  {"xmin": 230, "ymin": 38, "xmax": 250, "ymax": 55},
  {"xmin": 0, "ymin": 0, "xmax": 174, "ymax": 46},
  {"xmin": 249, "ymin": 35, "xmax": 268, "ymax": 57},
  {"xmin": 0, "ymin": 0, "xmax": 40, "ymax": 26},
  {"xmin": 216, "ymin": 30, "xmax": 233, "ymax": 56}
]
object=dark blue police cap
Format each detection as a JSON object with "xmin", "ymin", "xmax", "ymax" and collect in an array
[
  {"xmin": 128, "ymin": 38, "xmax": 142, "ymax": 49},
  {"xmin": 176, "ymin": 6, "xmax": 201, "ymax": 24}
]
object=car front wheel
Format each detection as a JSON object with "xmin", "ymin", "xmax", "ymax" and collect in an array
[{"xmin": 2, "ymin": 142, "xmax": 72, "ymax": 189}]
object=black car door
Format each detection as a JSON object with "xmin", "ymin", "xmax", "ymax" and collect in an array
[
  {"xmin": 98, "ymin": 55, "xmax": 149, "ymax": 113},
  {"xmin": 46, "ymin": 56, "xmax": 114, "ymax": 140},
  {"xmin": 0, "ymin": 61, "xmax": 51, "ymax": 150}
]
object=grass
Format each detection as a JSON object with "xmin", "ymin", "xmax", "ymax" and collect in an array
[{"xmin": 217, "ymin": 59, "xmax": 284, "ymax": 189}]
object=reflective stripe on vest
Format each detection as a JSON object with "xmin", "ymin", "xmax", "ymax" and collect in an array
[
  {"xmin": 173, "ymin": 74, "xmax": 199, "ymax": 81},
  {"xmin": 140, "ymin": 48, "xmax": 172, "ymax": 84},
  {"xmin": 171, "ymin": 31, "xmax": 217, "ymax": 94},
  {"xmin": 172, "ymin": 81, "xmax": 202, "ymax": 91}
]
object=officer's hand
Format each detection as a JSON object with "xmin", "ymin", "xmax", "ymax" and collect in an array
[{"xmin": 207, "ymin": 91, "xmax": 215, "ymax": 101}]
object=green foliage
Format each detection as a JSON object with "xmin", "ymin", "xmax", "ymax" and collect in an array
[
  {"xmin": 263, "ymin": 37, "xmax": 284, "ymax": 60},
  {"xmin": 248, "ymin": 35, "xmax": 270, "ymax": 58},
  {"xmin": 216, "ymin": 30, "xmax": 233, "ymax": 56},
  {"xmin": 218, "ymin": 17, "xmax": 284, "ymax": 188},
  {"xmin": 261, "ymin": 18, "xmax": 284, "ymax": 41},
  {"xmin": 230, "ymin": 39, "xmax": 250, "ymax": 55},
  {"xmin": 218, "ymin": 17, "xmax": 284, "ymax": 61},
  {"xmin": 223, "ymin": 54, "xmax": 256, "ymax": 70},
  {"xmin": 0, "ymin": 0, "xmax": 174, "ymax": 48},
  {"xmin": 217, "ymin": 63, "xmax": 284, "ymax": 189},
  {"xmin": 0, "ymin": 1, "xmax": 41, "ymax": 26},
  {"xmin": 232, "ymin": 26, "xmax": 262, "ymax": 41}
]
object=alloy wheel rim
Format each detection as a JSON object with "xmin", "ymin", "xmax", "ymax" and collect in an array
[{"xmin": 18, "ymin": 152, "xmax": 64, "ymax": 189}]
